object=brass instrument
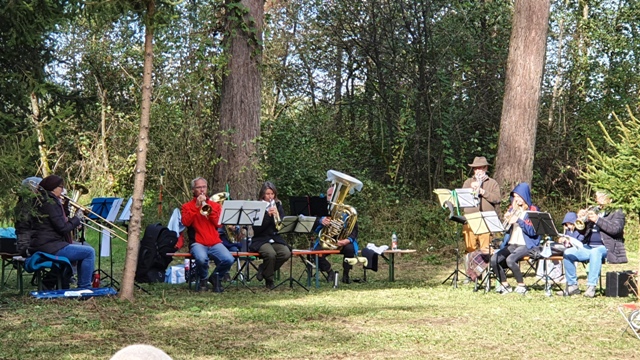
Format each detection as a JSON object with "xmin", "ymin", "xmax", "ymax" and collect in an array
[
  {"xmin": 266, "ymin": 199, "xmax": 283, "ymax": 231},
  {"xmin": 319, "ymin": 170, "xmax": 363, "ymax": 250},
  {"xmin": 62, "ymin": 195, "xmax": 128, "ymax": 243},
  {"xmin": 502, "ymin": 205, "xmax": 524, "ymax": 232},
  {"xmin": 200, "ymin": 202, "xmax": 212, "ymax": 216},
  {"xmin": 69, "ymin": 184, "xmax": 89, "ymax": 217},
  {"xmin": 210, "ymin": 192, "xmax": 237, "ymax": 240},
  {"xmin": 575, "ymin": 206, "xmax": 601, "ymax": 231}
]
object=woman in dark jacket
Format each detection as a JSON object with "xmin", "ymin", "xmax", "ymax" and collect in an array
[
  {"xmin": 30, "ymin": 175, "xmax": 95, "ymax": 288},
  {"xmin": 249, "ymin": 181, "xmax": 291, "ymax": 289}
]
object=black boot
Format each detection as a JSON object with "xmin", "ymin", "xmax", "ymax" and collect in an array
[
  {"xmin": 266, "ymin": 279, "xmax": 275, "ymax": 290},
  {"xmin": 198, "ymin": 279, "xmax": 208, "ymax": 292},
  {"xmin": 341, "ymin": 270, "xmax": 351, "ymax": 284},
  {"xmin": 209, "ymin": 273, "xmax": 224, "ymax": 293}
]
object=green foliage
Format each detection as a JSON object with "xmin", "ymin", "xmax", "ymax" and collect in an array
[{"xmin": 583, "ymin": 108, "xmax": 640, "ymax": 215}]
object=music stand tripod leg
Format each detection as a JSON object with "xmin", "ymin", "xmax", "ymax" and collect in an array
[{"xmin": 441, "ymin": 226, "xmax": 469, "ymax": 288}]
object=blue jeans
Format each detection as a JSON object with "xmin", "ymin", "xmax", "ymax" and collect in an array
[
  {"xmin": 563, "ymin": 245, "xmax": 607, "ymax": 286},
  {"xmin": 190, "ymin": 242, "xmax": 234, "ymax": 281},
  {"xmin": 56, "ymin": 244, "xmax": 95, "ymax": 288}
]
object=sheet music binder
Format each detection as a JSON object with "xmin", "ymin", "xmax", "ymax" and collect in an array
[{"xmin": 464, "ymin": 211, "xmax": 505, "ymax": 235}]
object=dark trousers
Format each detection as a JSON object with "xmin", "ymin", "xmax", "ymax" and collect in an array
[
  {"xmin": 491, "ymin": 244, "xmax": 529, "ymax": 284},
  {"xmin": 258, "ymin": 243, "xmax": 291, "ymax": 282},
  {"xmin": 316, "ymin": 242, "xmax": 356, "ymax": 274}
]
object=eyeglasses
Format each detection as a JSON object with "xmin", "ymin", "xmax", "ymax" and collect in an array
[{"xmin": 194, "ymin": 186, "xmax": 207, "ymax": 190}]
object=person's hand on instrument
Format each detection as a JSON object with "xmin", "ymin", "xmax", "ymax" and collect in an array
[
  {"xmin": 196, "ymin": 194, "xmax": 207, "ymax": 208},
  {"xmin": 74, "ymin": 210, "xmax": 84, "ymax": 221},
  {"xmin": 321, "ymin": 217, "xmax": 331, "ymax": 226},
  {"xmin": 336, "ymin": 239, "xmax": 350, "ymax": 247},
  {"xmin": 267, "ymin": 206, "xmax": 277, "ymax": 217}
]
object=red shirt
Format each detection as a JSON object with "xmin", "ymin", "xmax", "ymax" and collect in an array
[{"xmin": 181, "ymin": 198, "xmax": 222, "ymax": 246}]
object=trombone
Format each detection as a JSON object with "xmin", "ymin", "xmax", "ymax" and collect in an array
[{"xmin": 62, "ymin": 195, "xmax": 129, "ymax": 243}]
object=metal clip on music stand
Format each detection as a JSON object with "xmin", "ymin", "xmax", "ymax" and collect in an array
[
  {"xmin": 462, "ymin": 210, "xmax": 505, "ymax": 293},
  {"xmin": 272, "ymin": 215, "xmax": 317, "ymax": 291},
  {"xmin": 219, "ymin": 200, "xmax": 266, "ymax": 291},
  {"xmin": 435, "ymin": 189, "xmax": 471, "ymax": 288}
]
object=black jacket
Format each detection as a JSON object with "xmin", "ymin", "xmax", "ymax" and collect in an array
[
  {"xmin": 249, "ymin": 201, "xmax": 289, "ymax": 252},
  {"xmin": 30, "ymin": 191, "xmax": 81, "ymax": 255},
  {"xmin": 581, "ymin": 207, "xmax": 627, "ymax": 264}
]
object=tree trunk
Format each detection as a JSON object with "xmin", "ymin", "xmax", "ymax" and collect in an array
[
  {"xmin": 31, "ymin": 92, "xmax": 51, "ymax": 177},
  {"xmin": 494, "ymin": 0, "xmax": 550, "ymax": 192},
  {"xmin": 213, "ymin": 0, "xmax": 263, "ymax": 200},
  {"xmin": 119, "ymin": 0, "xmax": 155, "ymax": 302}
]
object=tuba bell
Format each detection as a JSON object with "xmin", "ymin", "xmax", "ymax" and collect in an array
[{"xmin": 319, "ymin": 170, "xmax": 364, "ymax": 250}]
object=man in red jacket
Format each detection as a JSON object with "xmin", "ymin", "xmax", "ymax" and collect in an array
[{"xmin": 181, "ymin": 177, "xmax": 234, "ymax": 292}]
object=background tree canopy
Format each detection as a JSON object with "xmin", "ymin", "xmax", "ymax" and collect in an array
[{"xmin": 1, "ymin": 0, "xmax": 639, "ymax": 249}]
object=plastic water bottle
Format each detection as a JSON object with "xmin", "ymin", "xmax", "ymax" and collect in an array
[{"xmin": 392, "ymin": 232, "xmax": 398, "ymax": 250}]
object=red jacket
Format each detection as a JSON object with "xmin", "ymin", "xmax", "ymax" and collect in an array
[{"xmin": 181, "ymin": 197, "xmax": 222, "ymax": 247}]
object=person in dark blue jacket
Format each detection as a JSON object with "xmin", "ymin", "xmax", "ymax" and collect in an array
[{"xmin": 490, "ymin": 183, "xmax": 540, "ymax": 295}]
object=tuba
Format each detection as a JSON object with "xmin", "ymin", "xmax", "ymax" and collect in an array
[{"xmin": 319, "ymin": 170, "xmax": 364, "ymax": 250}]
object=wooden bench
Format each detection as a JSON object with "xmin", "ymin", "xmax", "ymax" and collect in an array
[
  {"xmin": 0, "ymin": 253, "xmax": 26, "ymax": 295},
  {"xmin": 167, "ymin": 252, "xmax": 261, "ymax": 290}
]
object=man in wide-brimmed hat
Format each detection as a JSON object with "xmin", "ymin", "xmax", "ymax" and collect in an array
[{"xmin": 461, "ymin": 156, "xmax": 502, "ymax": 254}]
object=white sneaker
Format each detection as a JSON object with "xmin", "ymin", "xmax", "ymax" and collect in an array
[
  {"xmin": 495, "ymin": 284, "xmax": 512, "ymax": 294},
  {"xmin": 514, "ymin": 285, "xmax": 527, "ymax": 295}
]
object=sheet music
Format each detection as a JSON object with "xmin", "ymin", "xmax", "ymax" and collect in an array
[
  {"xmin": 118, "ymin": 197, "xmax": 133, "ymax": 221},
  {"xmin": 105, "ymin": 198, "xmax": 123, "ymax": 222},
  {"xmin": 454, "ymin": 188, "xmax": 477, "ymax": 208},
  {"xmin": 433, "ymin": 189, "xmax": 453, "ymax": 207},
  {"xmin": 464, "ymin": 212, "xmax": 488, "ymax": 234},
  {"xmin": 100, "ymin": 231, "xmax": 111, "ymax": 257},
  {"xmin": 562, "ymin": 235, "xmax": 584, "ymax": 249},
  {"xmin": 219, "ymin": 200, "xmax": 267, "ymax": 226},
  {"xmin": 277, "ymin": 215, "xmax": 317, "ymax": 234},
  {"xmin": 464, "ymin": 211, "xmax": 504, "ymax": 235}
]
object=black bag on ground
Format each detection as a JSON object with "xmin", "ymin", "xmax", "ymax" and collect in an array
[
  {"xmin": 135, "ymin": 223, "xmax": 178, "ymax": 283},
  {"xmin": 32, "ymin": 264, "xmax": 73, "ymax": 290}
]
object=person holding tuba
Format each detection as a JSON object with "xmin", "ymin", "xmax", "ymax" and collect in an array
[
  {"xmin": 181, "ymin": 177, "xmax": 234, "ymax": 292},
  {"xmin": 30, "ymin": 175, "xmax": 95, "ymax": 289},
  {"xmin": 312, "ymin": 185, "xmax": 359, "ymax": 284},
  {"xmin": 559, "ymin": 191, "xmax": 627, "ymax": 298},
  {"xmin": 250, "ymin": 181, "xmax": 291, "ymax": 289},
  {"xmin": 490, "ymin": 182, "xmax": 540, "ymax": 295}
]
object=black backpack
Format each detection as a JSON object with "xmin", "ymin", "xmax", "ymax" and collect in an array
[{"xmin": 135, "ymin": 223, "xmax": 178, "ymax": 283}]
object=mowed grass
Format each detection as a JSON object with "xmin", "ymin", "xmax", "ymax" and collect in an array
[{"xmin": 1, "ymin": 234, "xmax": 639, "ymax": 359}]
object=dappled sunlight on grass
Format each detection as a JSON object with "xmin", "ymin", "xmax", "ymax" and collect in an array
[{"xmin": 1, "ymin": 248, "xmax": 639, "ymax": 359}]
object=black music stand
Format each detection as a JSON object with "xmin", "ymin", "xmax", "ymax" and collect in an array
[
  {"xmin": 526, "ymin": 211, "xmax": 562, "ymax": 296},
  {"xmin": 220, "ymin": 200, "xmax": 266, "ymax": 291},
  {"xmin": 462, "ymin": 211, "xmax": 505, "ymax": 293},
  {"xmin": 88, "ymin": 197, "xmax": 123, "ymax": 289},
  {"xmin": 273, "ymin": 215, "xmax": 317, "ymax": 291},
  {"xmin": 435, "ymin": 188, "xmax": 473, "ymax": 288}
]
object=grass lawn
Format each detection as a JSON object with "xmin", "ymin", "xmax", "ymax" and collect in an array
[{"xmin": 1, "ymin": 234, "xmax": 639, "ymax": 359}]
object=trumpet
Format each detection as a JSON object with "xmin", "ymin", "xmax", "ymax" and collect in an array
[
  {"xmin": 200, "ymin": 203, "xmax": 212, "ymax": 216},
  {"xmin": 266, "ymin": 199, "xmax": 283, "ymax": 231},
  {"xmin": 502, "ymin": 205, "xmax": 524, "ymax": 232},
  {"xmin": 575, "ymin": 206, "xmax": 601, "ymax": 231},
  {"xmin": 62, "ymin": 195, "xmax": 129, "ymax": 243}
]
